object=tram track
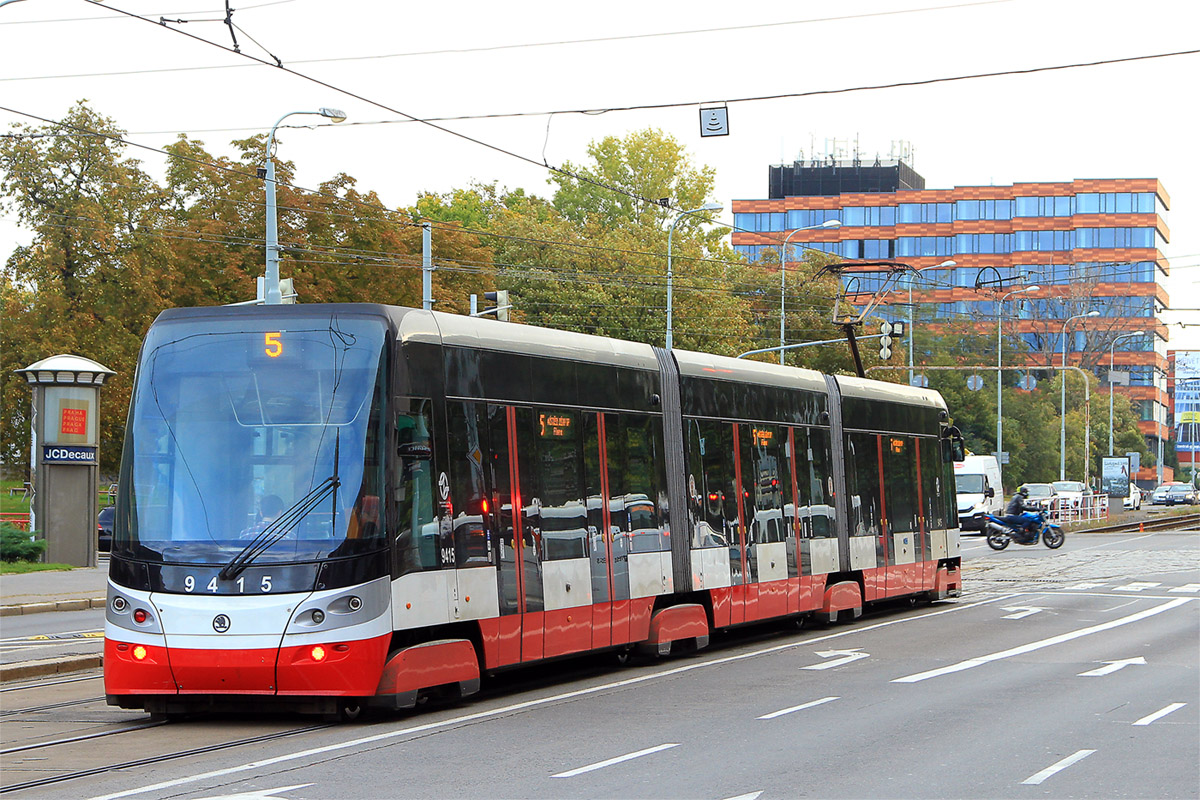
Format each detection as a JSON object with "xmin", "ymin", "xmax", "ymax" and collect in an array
[
  {"xmin": 0, "ymin": 694, "xmax": 106, "ymax": 718},
  {"xmin": 1072, "ymin": 512, "xmax": 1200, "ymax": 535},
  {"xmin": 0, "ymin": 722, "xmax": 334, "ymax": 795}
]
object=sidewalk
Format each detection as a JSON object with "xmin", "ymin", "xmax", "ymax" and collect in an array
[
  {"xmin": 0, "ymin": 564, "xmax": 109, "ymax": 616},
  {"xmin": 0, "ymin": 566, "xmax": 108, "ymax": 682}
]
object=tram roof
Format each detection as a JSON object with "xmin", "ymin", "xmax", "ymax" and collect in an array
[
  {"xmin": 672, "ymin": 349, "xmax": 828, "ymax": 394},
  {"xmin": 834, "ymin": 373, "xmax": 947, "ymax": 411},
  {"xmin": 415, "ymin": 309, "xmax": 661, "ymax": 372}
]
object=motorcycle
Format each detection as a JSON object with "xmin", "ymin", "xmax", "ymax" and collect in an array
[{"xmin": 983, "ymin": 509, "xmax": 1065, "ymax": 550}]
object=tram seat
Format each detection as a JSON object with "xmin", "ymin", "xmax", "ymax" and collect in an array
[
  {"xmin": 371, "ymin": 638, "xmax": 480, "ymax": 710},
  {"xmin": 637, "ymin": 603, "xmax": 710, "ymax": 656}
]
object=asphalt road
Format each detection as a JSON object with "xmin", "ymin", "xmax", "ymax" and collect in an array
[{"xmin": 3, "ymin": 529, "xmax": 1196, "ymax": 800}]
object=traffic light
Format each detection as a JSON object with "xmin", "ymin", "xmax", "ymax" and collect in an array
[
  {"xmin": 878, "ymin": 321, "xmax": 904, "ymax": 360},
  {"xmin": 483, "ymin": 290, "xmax": 510, "ymax": 322}
]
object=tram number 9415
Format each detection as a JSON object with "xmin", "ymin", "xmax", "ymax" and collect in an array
[{"xmin": 183, "ymin": 575, "xmax": 274, "ymax": 593}]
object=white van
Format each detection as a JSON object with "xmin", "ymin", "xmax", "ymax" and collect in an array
[{"xmin": 954, "ymin": 455, "xmax": 1004, "ymax": 532}]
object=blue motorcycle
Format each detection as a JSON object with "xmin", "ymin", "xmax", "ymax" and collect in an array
[{"xmin": 984, "ymin": 510, "xmax": 1065, "ymax": 550}]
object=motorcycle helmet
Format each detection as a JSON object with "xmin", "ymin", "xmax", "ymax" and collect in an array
[{"xmin": 1018, "ymin": 485, "xmax": 1030, "ymax": 497}]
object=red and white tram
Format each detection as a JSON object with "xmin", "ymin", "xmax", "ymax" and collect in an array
[{"xmin": 105, "ymin": 304, "xmax": 962, "ymax": 719}]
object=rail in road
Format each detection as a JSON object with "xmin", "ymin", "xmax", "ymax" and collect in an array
[
  {"xmin": 1073, "ymin": 512, "xmax": 1200, "ymax": 535},
  {"xmin": 0, "ymin": 672, "xmax": 334, "ymax": 795}
]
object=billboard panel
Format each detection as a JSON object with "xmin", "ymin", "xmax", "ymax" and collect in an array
[
  {"xmin": 1101, "ymin": 457, "xmax": 1131, "ymax": 498},
  {"xmin": 1177, "ymin": 351, "xmax": 1200, "ymax": 455}
]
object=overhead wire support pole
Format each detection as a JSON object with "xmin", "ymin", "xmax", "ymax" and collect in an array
[{"xmin": 422, "ymin": 222, "xmax": 433, "ymax": 311}]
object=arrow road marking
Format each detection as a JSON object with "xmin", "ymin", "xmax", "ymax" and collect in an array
[
  {"xmin": 1133, "ymin": 702, "xmax": 1186, "ymax": 726},
  {"xmin": 1078, "ymin": 656, "xmax": 1147, "ymax": 676},
  {"xmin": 758, "ymin": 696, "xmax": 840, "ymax": 719},
  {"xmin": 1021, "ymin": 749, "xmax": 1096, "ymax": 785},
  {"xmin": 195, "ymin": 786, "xmax": 313, "ymax": 800},
  {"xmin": 802, "ymin": 649, "xmax": 869, "ymax": 670},
  {"xmin": 1001, "ymin": 606, "xmax": 1043, "ymax": 619},
  {"xmin": 893, "ymin": 598, "xmax": 1190, "ymax": 683},
  {"xmin": 553, "ymin": 743, "xmax": 679, "ymax": 778}
]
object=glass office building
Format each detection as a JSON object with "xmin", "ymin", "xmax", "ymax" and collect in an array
[{"xmin": 732, "ymin": 160, "xmax": 1171, "ymax": 457}]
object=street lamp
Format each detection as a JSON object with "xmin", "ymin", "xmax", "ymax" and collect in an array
[
  {"xmin": 905, "ymin": 259, "xmax": 956, "ymax": 385},
  {"xmin": 666, "ymin": 202, "xmax": 723, "ymax": 350},
  {"xmin": 780, "ymin": 219, "xmax": 842, "ymax": 364},
  {"xmin": 262, "ymin": 107, "xmax": 347, "ymax": 304},
  {"xmin": 996, "ymin": 284, "xmax": 1040, "ymax": 482},
  {"xmin": 1060, "ymin": 310, "xmax": 1101, "ymax": 480},
  {"xmin": 1108, "ymin": 332, "xmax": 1142, "ymax": 456}
]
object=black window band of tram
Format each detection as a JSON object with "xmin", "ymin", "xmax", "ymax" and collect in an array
[
  {"xmin": 823, "ymin": 375, "xmax": 851, "ymax": 571},
  {"xmin": 653, "ymin": 347, "xmax": 691, "ymax": 594}
]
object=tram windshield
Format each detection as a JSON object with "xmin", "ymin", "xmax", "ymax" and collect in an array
[{"xmin": 114, "ymin": 312, "xmax": 388, "ymax": 566}]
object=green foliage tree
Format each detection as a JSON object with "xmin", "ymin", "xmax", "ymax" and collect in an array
[{"xmin": 1, "ymin": 102, "xmax": 172, "ymax": 474}]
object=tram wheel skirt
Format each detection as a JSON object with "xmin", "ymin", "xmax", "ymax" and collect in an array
[{"xmin": 372, "ymin": 638, "xmax": 481, "ymax": 709}]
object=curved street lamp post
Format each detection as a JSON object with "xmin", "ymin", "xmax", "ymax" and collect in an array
[
  {"xmin": 263, "ymin": 107, "xmax": 347, "ymax": 305},
  {"xmin": 666, "ymin": 203, "xmax": 722, "ymax": 350},
  {"xmin": 996, "ymin": 285, "xmax": 1039, "ymax": 481},
  {"xmin": 1108, "ymin": 332, "xmax": 1143, "ymax": 457},
  {"xmin": 1060, "ymin": 310, "xmax": 1101, "ymax": 480},
  {"xmin": 780, "ymin": 220, "xmax": 841, "ymax": 364}
]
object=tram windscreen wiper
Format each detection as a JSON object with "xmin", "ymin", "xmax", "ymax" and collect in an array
[{"xmin": 219, "ymin": 476, "xmax": 340, "ymax": 581}]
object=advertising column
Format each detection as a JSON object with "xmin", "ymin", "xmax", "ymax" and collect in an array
[
  {"xmin": 16, "ymin": 355, "xmax": 116, "ymax": 567},
  {"xmin": 1176, "ymin": 351, "xmax": 1200, "ymax": 483}
]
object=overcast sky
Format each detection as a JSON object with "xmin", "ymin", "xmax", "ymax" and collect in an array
[{"xmin": 2, "ymin": 0, "xmax": 1197, "ymax": 349}]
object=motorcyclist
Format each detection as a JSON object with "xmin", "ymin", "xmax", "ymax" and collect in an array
[{"xmin": 1000, "ymin": 486, "xmax": 1039, "ymax": 542}]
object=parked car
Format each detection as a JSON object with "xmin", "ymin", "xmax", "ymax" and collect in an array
[
  {"xmin": 1164, "ymin": 484, "xmax": 1199, "ymax": 505},
  {"xmin": 1019, "ymin": 483, "xmax": 1058, "ymax": 512},
  {"xmin": 1150, "ymin": 483, "xmax": 1181, "ymax": 505},
  {"xmin": 1123, "ymin": 484, "xmax": 1143, "ymax": 510},
  {"xmin": 97, "ymin": 506, "xmax": 114, "ymax": 552},
  {"xmin": 1051, "ymin": 480, "xmax": 1089, "ymax": 510}
]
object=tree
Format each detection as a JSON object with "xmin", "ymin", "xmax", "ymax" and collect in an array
[{"xmin": 1, "ymin": 102, "xmax": 172, "ymax": 474}]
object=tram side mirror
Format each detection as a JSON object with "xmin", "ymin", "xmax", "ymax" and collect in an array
[{"xmin": 398, "ymin": 442, "xmax": 432, "ymax": 459}]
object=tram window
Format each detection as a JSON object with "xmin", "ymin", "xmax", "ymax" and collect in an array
[
  {"xmin": 534, "ymin": 409, "xmax": 589, "ymax": 561},
  {"xmin": 806, "ymin": 428, "xmax": 836, "ymax": 537},
  {"xmin": 919, "ymin": 437, "xmax": 943, "ymax": 532},
  {"xmin": 607, "ymin": 414, "xmax": 668, "ymax": 554},
  {"xmin": 687, "ymin": 419, "xmax": 740, "ymax": 576},
  {"xmin": 583, "ymin": 413, "xmax": 609, "ymax": 603},
  {"xmin": 486, "ymin": 404, "xmax": 519, "ymax": 615},
  {"xmin": 745, "ymin": 424, "xmax": 786, "ymax": 545},
  {"xmin": 446, "ymin": 402, "xmax": 495, "ymax": 567},
  {"xmin": 845, "ymin": 433, "xmax": 882, "ymax": 537},
  {"xmin": 513, "ymin": 407, "xmax": 544, "ymax": 612},
  {"xmin": 882, "ymin": 435, "xmax": 919, "ymax": 534},
  {"xmin": 394, "ymin": 399, "xmax": 437, "ymax": 574}
]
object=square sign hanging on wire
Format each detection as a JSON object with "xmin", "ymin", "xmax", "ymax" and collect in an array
[{"xmin": 700, "ymin": 106, "xmax": 729, "ymax": 137}]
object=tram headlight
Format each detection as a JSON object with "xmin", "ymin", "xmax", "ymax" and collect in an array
[
  {"xmin": 311, "ymin": 645, "xmax": 327, "ymax": 662},
  {"xmin": 347, "ymin": 596, "xmax": 362, "ymax": 612},
  {"xmin": 132, "ymin": 645, "xmax": 147, "ymax": 661},
  {"xmin": 111, "ymin": 596, "xmax": 128, "ymax": 613},
  {"xmin": 310, "ymin": 609, "xmax": 325, "ymax": 625}
]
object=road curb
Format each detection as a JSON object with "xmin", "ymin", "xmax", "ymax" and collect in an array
[
  {"xmin": 0, "ymin": 597, "xmax": 107, "ymax": 616},
  {"xmin": 1, "ymin": 653, "xmax": 102, "ymax": 682}
]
